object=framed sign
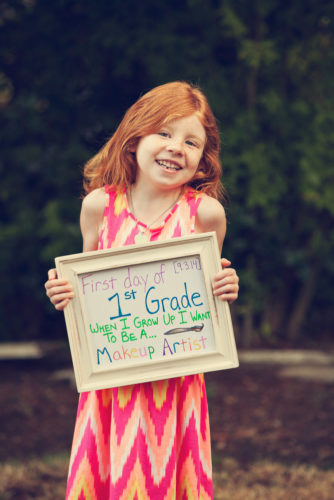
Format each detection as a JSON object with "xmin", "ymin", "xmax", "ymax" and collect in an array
[{"xmin": 55, "ymin": 232, "xmax": 238, "ymax": 392}]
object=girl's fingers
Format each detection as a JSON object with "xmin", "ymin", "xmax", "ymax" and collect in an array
[
  {"xmin": 46, "ymin": 282, "xmax": 72, "ymax": 293},
  {"xmin": 45, "ymin": 279, "xmax": 72, "ymax": 292},
  {"xmin": 221, "ymin": 258, "xmax": 231, "ymax": 268},
  {"xmin": 48, "ymin": 268, "xmax": 58, "ymax": 280},
  {"xmin": 214, "ymin": 268, "xmax": 238, "ymax": 280},
  {"xmin": 45, "ymin": 278, "xmax": 70, "ymax": 289},
  {"xmin": 218, "ymin": 292, "xmax": 239, "ymax": 304},
  {"xmin": 214, "ymin": 282, "xmax": 239, "ymax": 302},
  {"xmin": 212, "ymin": 263, "xmax": 239, "ymax": 303},
  {"xmin": 213, "ymin": 272, "xmax": 239, "ymax": 291},
  {"xmin": 213, "ymin": 282, "xmax": 239, "ymax": 295},
  {"xmin": 55, "ymin": 298, "xmax": 71, "ymax": 311},
  {"xmin": 45, "ymin": 268, "xmax": 74, "ymax": 310},
  {"xmin": 50, "ymin": 291, "xmax": 75, "ymax": 304},
  {"xmin": 45, "ymin": 283, "xmax": 73, "ymax": 297},
  {"xmin": 213, "ymin": 276, "xmax": 239, "ymax": 289}
]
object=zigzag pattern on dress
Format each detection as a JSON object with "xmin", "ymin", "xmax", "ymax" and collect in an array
[
  {"xmin": 66, "ymin": 375, "xmax": 212, "ymax": 499},
  {"xmin": 66, "ymin": 185, "xmax": 213, "ymax": 499}
]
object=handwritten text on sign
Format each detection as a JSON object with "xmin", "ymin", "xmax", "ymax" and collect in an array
[{"xmin": 78, "ymin": 256, "xmax": 216, "ymax": 371}]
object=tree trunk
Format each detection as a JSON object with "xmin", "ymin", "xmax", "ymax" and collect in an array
[{"xmin": 285, "ymin": 261, "xmax": 321, "ymax": 341}]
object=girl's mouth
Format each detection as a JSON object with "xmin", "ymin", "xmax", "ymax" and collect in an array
[{"xmin": 156, "ymin": 160, "xmax": 182, "ymax": 171}]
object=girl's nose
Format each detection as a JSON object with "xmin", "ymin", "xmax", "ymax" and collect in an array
[{"xmin": 167, "ymin": 139, "xmax": 183, "ymax": 155}]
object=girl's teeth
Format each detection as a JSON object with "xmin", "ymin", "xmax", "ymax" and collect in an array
[{"xmin": 157, "ymin": 160, "xmax": 180, "ymax": 170}]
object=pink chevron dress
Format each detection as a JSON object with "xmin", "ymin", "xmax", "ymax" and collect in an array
[{"xmin": 65, "ymin": 185, "xmax": 213, "ymax": 500}]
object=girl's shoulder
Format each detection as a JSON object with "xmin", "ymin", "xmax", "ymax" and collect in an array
[
  {"xmin": 80, "ymin": 188, "xmax": 106, "ymax": 250},
  {"xmin": 81, "ymin": 187, "xmax": 106, "ymax": 217},
  {"xmin": 194, "ymin": 192, "xmax": 226, "ymax": 245},
  {"xmin": 196, "ymin": 193, "xmax": 226, "ymax": 225},
  {"xmin": 185, "ymin": 186, "xmax": 225, "ymax": 226}
]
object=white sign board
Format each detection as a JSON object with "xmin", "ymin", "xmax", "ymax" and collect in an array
[{"xmin": 55, "ymin": 233, "xmax": 238, "ymax": 392}]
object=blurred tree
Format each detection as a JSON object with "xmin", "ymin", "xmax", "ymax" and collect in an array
[
  {"xmin": 0, "ymin": 0, "xmax": 333, "ymax": 344},
  {"xmin": 217, "ymin": 0, "xmax": 334, "ymax": 343}
]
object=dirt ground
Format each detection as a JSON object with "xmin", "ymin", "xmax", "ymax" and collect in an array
[{"xmin": 0, "ymin": 354, "xmax": 334, "ymax": 499}]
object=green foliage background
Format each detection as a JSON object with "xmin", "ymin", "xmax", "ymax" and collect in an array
[{"xmin": 1, "ymin": 0, "xmax": 333, "ymax": 344}]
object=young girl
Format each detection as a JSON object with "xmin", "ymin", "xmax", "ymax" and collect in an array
[{"xmin": 45, "ymin": 81, "xmax": 239, "ymax": 500}]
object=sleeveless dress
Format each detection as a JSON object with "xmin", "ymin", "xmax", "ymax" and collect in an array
[{"xmin": 65, "ymin": 185, "xmax": 213, "ymax": 500}]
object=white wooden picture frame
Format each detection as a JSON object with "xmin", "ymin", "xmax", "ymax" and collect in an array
[{"xmin": 55, "ymin": 232, "xmax": 239, "ymax": 392}]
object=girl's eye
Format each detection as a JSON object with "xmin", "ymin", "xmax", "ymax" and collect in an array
[
  {"xmin": 158, "ymin": 132, "xmax": 169, "ymax": 137},
  {"xmin": 186, "ymin": 140, "xmax": 197, "ymax": 147}
]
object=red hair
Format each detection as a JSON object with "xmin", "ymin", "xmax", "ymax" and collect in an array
[{"xmin": 83, "ymin": 81, "xmax": 225, "ymax": 200}]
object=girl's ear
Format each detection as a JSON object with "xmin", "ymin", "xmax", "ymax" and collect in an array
[
  {"xmin": 193, "ymin": 160, "xmax": 207, "ymax": 181},
  {"xmin": 196, "ymin": 159, "xmax": 205, "ymax": 173}
]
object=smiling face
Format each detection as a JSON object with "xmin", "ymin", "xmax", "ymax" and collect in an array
[{"xmin": 134, "ymin": 114, "xmax": 206, "ymax": 192}]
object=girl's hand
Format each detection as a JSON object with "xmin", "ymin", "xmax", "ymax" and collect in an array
[
  {"xmin": 212, "ymin": 258, "xmax": 239, "ymax": 304},
  {"xmin": 45, "ymin": 268, "xmax": 74, "ymax": 311}
]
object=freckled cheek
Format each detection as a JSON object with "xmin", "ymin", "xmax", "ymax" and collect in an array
[{"xmin": 190, "ymin": 154, "xmax": 202, "ymax": 170}]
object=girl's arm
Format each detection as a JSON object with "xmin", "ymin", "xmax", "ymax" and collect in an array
[
  {"xmin": 80, "ymin": 188, "xmax": 105, "ymax": 252},
  {"xmin": 45, "ymin": 188, "xmax": 105, "ymax": 310},
  {"xmin": 195, "ymin": 196, "xmax": 239, "ymax": 304}
]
